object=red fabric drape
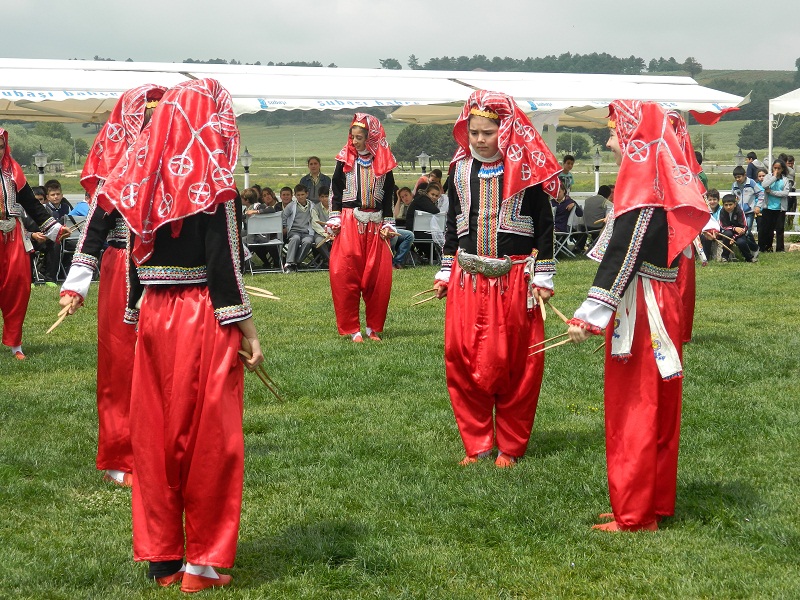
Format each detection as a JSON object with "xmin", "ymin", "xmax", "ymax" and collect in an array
[{"xmin": 0, "ymin": 128, "xmax": 28, "ymax": 191}]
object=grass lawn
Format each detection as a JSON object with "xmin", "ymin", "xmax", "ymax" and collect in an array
[{"xmin": 2, "ymin": 252, "xmax": 800, "ymax": 598}]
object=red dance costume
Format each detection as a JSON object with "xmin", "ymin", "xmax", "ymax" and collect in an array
[
  {"xmin": 329, "ymin": 113, "xmax": 396, "ymax": 336},
  {"xmin": 439, "ymin": 91, "xmax": 561, "ymax": 460},
  {"xmin": 99, "ymin": 79, "xmax": 250, "ymax": 567},
  {"xmin": 675, "ymin": 248, "xmax": 696, "ymax": 344},
  {"xmin": 61, "ymin": 84, "xmax": 166, "ymax": 474},
  {"xmin": 571, "ymin": 100, "xmax": 709, "ymax": 530},
  {"xmin": 0, "ymin": 128, "xmax": 63, "ymax": 352}
]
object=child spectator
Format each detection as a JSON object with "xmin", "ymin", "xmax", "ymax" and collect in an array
[
  {"xmin": 700, "ymin": 189, "xmax": 722, "ymax": 259},
  {"xmin": 281, "ymin": 184, "xmax": 315, "ymax": 272},
  {"xmin": 719, "ymin": 194, "xmax": 756, "ymax": 262},
  {"xmin": 311, "ymin": 186, "xmax": 332, "ymax": 266},
  {"xmin": 755, "ymin": 158, "xmax": 790, "ymax": 252}
]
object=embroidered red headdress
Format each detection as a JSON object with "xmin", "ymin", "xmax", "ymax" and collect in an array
[
  {"xmin": 0, "ymin": 128, "xmax": 28, "ymax": 190},
  {"xmin": 451, "ymin": 90, "xmax": 562, "ymax": 201},
  {"xmin": 98, "ymin": 78, "xmax": 240, "ymax": 264},
  {"xmin": 334, "ymin": 113, "xmax": 397, "ymax": 177},
  {"xmin": 608, "ymin": 100, "xmax": 709, "ymax": 264},
  {"xmin": 81, "ymin": 84, "xmax": 166, "ymax": 199}
]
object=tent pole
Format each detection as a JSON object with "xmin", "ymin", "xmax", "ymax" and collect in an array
[{"xmin": 767, "ymin": 112, "xmax": 774, "ymax": 167}]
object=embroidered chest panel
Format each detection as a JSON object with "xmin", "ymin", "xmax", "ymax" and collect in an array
[
  {"xmin": 342, "ymin": 158, "xmax": 386, "ymax": 208},
  {"xmin": 1, "ymin": 172, "xmax": 21, "ymax": 217},
  {"xmin": 452, "ymin": 158, "xmax": 535, "ymax": 256}
]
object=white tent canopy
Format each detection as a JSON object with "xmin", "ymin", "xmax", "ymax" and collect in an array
[
  {"xmin": 768, "ymin": 87, "xmax": 800, "ymax": 164},
  {"xmin": 0, "ymin": 58, "xmax": 745, "ymax": 129}
]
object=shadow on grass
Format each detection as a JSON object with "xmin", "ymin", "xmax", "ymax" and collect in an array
[
  {"xmin": 237, "ymin": 519, "xmax": 376, "ymax": 585},
  {"xmin": 676, "ymin": 479, "xmax": 761, "ymax": 526},
  {"xmin": 528, "ymin": 427, "xmax": 604, "ymax": 458}
]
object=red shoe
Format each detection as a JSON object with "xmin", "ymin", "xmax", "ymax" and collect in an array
[
  {"xmin": 13, "ymin": 351, "xmax": 25, "ymax": 360},
  {"xmin": 494, "ymin": 453, "xmax": 518, "ymax": 468},
  {"xmin": 367, "ymin": 331, "xmax": 382, "ymax": 341},
  {"xmin": 592, "ymin": 520, "xmax": 658, "ymax": 532},
  {"xmin": 180, "ymin": 572, "xmax": 232, "ymax": 593},
  {"xmin": 155, "ymin": 570, "xmax": 183, "ymax": 587}
]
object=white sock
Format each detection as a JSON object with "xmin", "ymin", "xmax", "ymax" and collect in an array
[
  {"xmin": 351, "ymin": 332, "xmax": 362, "ymax": 340},
  {"xmin": 11, "ymin": 345, "xmax": 22, "ymax": 355},
  {"xmin": 186, "ymin": 563, "xmax": 219, "ymax": 579},
  {"xmin": 366, "ymin": 327, "xmax": 374, "ymax": 337},
  {"xmin": 106, "ymin": 469, "xmax": 126, "ymax": 483}
]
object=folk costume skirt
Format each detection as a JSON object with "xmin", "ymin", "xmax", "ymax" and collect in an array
[
  {"xmin": 604, "ymin": 277, "xmax": 683, "ymax": 529},
  {"xmin": 444, "ymin": 257, "xmax": 545, "ymax": 458},
  {"xmin": 675, "ymin": 249, "xmax": 696, "ymax": 344},
  {"xmin": 329, "ymin": 208, "xmax": 392, "ymax": 335},
  {"xmin": 130, "ymin": 285, "xmax": 244, "ymax": 567},
  {"xmin": 95, "ymin": 246, "xmax": 137, "ymax": 473},
  {"xmin": 0, "ymin": 221, "xmax": 31, "ymax": 347}
]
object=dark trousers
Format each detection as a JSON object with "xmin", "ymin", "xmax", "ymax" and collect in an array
[{"xmin": 758, "ymin": 209, "xmax": 785, "ymax": 252}]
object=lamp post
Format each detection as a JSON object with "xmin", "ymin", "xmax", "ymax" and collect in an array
[
  {"xmin": 735, "ymin": 149, "xmax": 745, "ymax": 168},
  {"xmin": 33, "ymin": 146, "xmax": 48, "ymax": 187},
  {"xmin": 562, "ymin": 127, "xmax": 574, "ymax": 154},
  {"xmin": 416, "ymin": 151, "xmax": 430, "ymax": 174},
  {"xmin": 592, "ymin": 147, "xmax": 602, "ymax": 193},
  {"xmin": 240, "ymin": 147, "xmax": 253, "ymax": 189}
]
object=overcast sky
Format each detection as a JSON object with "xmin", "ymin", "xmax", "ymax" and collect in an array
[{"xmin": 4, "ymin": 0, "xmax": 797, "ymax": 72}]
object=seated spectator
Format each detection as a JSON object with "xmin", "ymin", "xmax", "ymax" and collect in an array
[
  {"xmin": 413, "ymin": 168, "xmax": 443, "ymax": 195},
  {"xmin": 719, "ymin": 194, "xmax": 756, "ymax": 262},
  {"xmin": 700, "ymin": 189, "xmax": 722, "ymax": 260},
  {"xmin": 279, "ymin": 186, "xmax": 293, "ymax": 210},
  {"xmin": 68, "ymin": 191, "xmax": 91, "ymax": 217},
  {"xmin": 299, "ymin": 156, "xmax": 332, "ymax": 205},
  {"xmin": 311, "ymin": 186, "xmax": 332, "ymax": 267},
  {"xmin": 406, "ymin": 183, "xmax": 442, "ymax": 262},
  {"xmin": 550, "ymin": 185, "xmax": 582, "ymax": 233},
  {"xmin": 41, "ymin": 179, "xmax": 73, "ymax": 284},
  {"xmin": 559, "ymin": 154, "xmax": 575, "ymax": 195},
  {"xmin": 243, "ymin": 187, "xmax": 281, "ymax": 269},
  {"xmin": 581, "ymin": 184, "xmax": 612, "ymax": 250},
  {"xmin": 261, "ymin": 187, "xmax": 280, "ymax": 211},
  {"xmin": 390, "ymin": 187, "xmax": 415, "ymax": 269},
  {"xmin": 281, "ymin": 184, "xmax": 315, "ymax": 272}
]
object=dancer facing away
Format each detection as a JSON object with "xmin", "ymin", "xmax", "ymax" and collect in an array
[
  {"xmin": 326, "ymin": 113, "xmax": 397, "ymax": 342},
  {"xmin": 433, "ymin": 90, "xmax": 562, "ymax": 467},
  {"xmin": 98, "ymin": 78, "xmax": 263, "ymax": 593},
  {"xmin": 567, "ymin": 100, "xmax": 709, "ymax": 531},
  {"xmin": 60, "ymin": 84, "xmax": 166, "ymax": 489},
  {"xmin": 0, "ymin": 128, "xmax": 67, "ymax": 360}
]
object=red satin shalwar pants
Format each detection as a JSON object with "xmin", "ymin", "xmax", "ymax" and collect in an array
[
  {"xmin": 444, "ymin": 258, "xmax": 545, "ymax": 458},
  {"xmin": 95, "ymin": 246, "xmax": 137, "ymax": 473},
  {"xmin": 0, "ymin": 222, "xmax": 31, "ymax": 348},
  {"xmin": 676, "ymin": 250, "xmax": 695, "ymax": 344},
  {"xmin": 130, "ymin": 285, "xmax": 244, "ymax": 567},
  {"xmin": 329, "ymin": 208, "xmax": 392, "ymax": 335},
  {"xmin": 604, "ymin": 277, "xmax": 683, "ymax": 529}
]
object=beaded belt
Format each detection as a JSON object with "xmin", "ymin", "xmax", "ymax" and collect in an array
[
  {"xmin": 353, "ymin": 207, "xmax": 382, "ymax": 224},
  {"xmin": 0, "ymin": 218, "xmax": 17, "ymax": 234}
]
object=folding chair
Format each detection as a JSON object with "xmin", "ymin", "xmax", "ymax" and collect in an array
[
  {"xmin": 58, "ymin": 215, "xmax": 86, "ymax": 279},
  {"xmin": 244, "ymin": 213, "xmax": 284, "ymax": 273},
  {"xmin": 412, "ymin": 211, "xmax": 446, "ymax": 265},
  {"xmin": 553, "ymin": 205, "xmax": 579, "ymax": 260}
]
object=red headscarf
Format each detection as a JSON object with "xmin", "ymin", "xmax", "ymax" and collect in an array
[
  {"xmin": 81, "ymin": 84, "xmax": 166, "ymax": 199},
  {"xmin": 334, "ymin": 113, "xmax": 397, "ymax": 177},
  {"xmin": 98, "ymin": 78, "xmax": 240, "ymax": 264},
  {"xmin": 608, "ymin": 100, "xmax": 709, "ymax": 264},
  {"xmin": 0, "ymin": 128, "xmax": 29, "ymax": 191},
  {"xmin": 451, "ymin": 90, "xmax": 562, "ymax": 201}
]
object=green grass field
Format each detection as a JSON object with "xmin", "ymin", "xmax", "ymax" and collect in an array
[{"xmin": 2, "ymin": 253, "xmax": 800, "ymax": 598}]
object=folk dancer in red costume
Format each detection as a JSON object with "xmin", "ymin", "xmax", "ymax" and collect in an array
[
  {"xmin": 567, "ymin": 101, "xmax": 708, "ymax": 531},
  {"xmin": 0, "ymin": 128, "xmax": 67, "ymax": 359},
  {"xmin": 326, "ymin": 113, "xmax": 397, "ymax": 342},
  {"xmin": 433, "ymin": 90, "xmax": 561, "ymax": 467},
  {"xmin": 98, "ymin": 79, "xmax": 263, "ymax": 592},
  {"xmin": 59, "ymin": 84, "xmax": 166, "ymax": 488}
]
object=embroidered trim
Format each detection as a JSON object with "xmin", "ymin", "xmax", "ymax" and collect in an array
[
  {"xmin": 453, "ymin": 158, "xmax": 473, "ymax": 237},
  {"xmin": 567, "ymin": 317, "xmax": 603, "ymax": 335},
  {"xmin": 534, "ymin": 257, "xmax": 556, "ymax": 273},
  {"xmin": 215, "ymin": 303, "xmax": 252, "ymax": 325},
  {"xmin": 478, "ymin": 159, "xmax": 504, "ymax": 179},
  {"xmin": 477, "ymin": 176, "xmax": 501, "ymax": 256},
  {"xmin": 498, "ymin": 190, "xmax": 534, "ymax": 237},
  {"xmin": 109, "ymin": 217, "xmax": 129, "ymax": 245},
  {"xmin": 588, "ymin": 285, "xmax": 621, "ymax": 310},
  {"xmin": 609, "ymin": 208, "xmax": 653, "ymax": 300},
  {"xmin": 136, "ymin": 265, "xmax": 208, "ymax": 284},
  {"xmin": 441, "ymin": 254, "xmax": 454, "ymax": 269},
  {"xmin": 639, "ymin": 261, "xmax": 678, "ymax": 282},
  {"xmin": 223, "ymin": 199, "xmax": 250, "ymax": 320},
  {"xmin": 123, "ymin": 307, "xmax": 140, "ymax": 325},
  {"xmin": 70, "ymin": 252, "xmax": 99, "ymax": 272}
]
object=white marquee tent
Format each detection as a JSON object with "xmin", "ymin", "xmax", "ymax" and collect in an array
[
  {"xmin": 0, "ymin": 58, "xmax": 746, "ymax": 132},
  {"xmin": 768, "ymin": 87, "xmax": 800, "ymax": 164}
]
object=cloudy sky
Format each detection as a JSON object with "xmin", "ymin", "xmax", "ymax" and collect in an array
[{"xmin": 4, "ymin": 0, "xmax": 797, "ymax": 72}]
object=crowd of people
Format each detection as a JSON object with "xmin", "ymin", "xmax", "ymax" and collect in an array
[{"xmin": 1, "ymin": 78, "xmax": 796, "ymax": 593}]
